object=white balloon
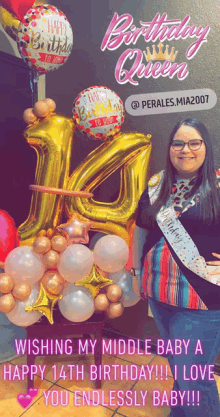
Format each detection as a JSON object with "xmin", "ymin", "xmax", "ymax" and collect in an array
[
  {"xmin": 59, "ymin": 284, "xmax": 95, "ymax": 322},
  {"xmin": 4, "ymin": 246, "xmax": 45, "ymax": 285},
  {"xmin": 93, "ymin": 235, "xmax": 129, "ymax": 273},
  {"xmin": 89, "ymin": 233, "xmax": 106, "ymax": 250},
  {"xmin": 116, "ymin": 272, "xmax": 140, "ymax": 308},
  {"xmin": 58, "ymin": 244, "xmax": 94, "ymax": 283},
  {"xmin": 109, "ymin": 267, "xmax": 129, "ymax": 283},
  {"xmin": 7, "ymin": 284, "xmax": 42, "ymax": 327}
]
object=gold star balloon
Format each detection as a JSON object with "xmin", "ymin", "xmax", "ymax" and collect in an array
[
  {"xmin": 57, "ymin": 215, "xmax": 92, "ymax": 244},
  {"xmin": 25, "ymin": 283, "xmax": 62, "ymax": 324},
  {"xmin": 75, "ymin": 264, "xmax": 114, "ymax": 298}
]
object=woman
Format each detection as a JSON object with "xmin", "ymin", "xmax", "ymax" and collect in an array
[{"xmin": 133, "ymin": 118, "xmax": 220, "ymax": 417}]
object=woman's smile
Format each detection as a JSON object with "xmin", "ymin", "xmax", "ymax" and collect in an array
[{"xmin": 169, "ymin": 125, "xmax": 206, "ymax": 178}]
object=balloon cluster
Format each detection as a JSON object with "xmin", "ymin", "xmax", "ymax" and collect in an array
[
  {"xmin": 0, "ymin": 272, "xmax": 31, "ymax": 313},
  {"xmin": 94, "ymin": 284, "xmax": 124, "ymax": 319},
  {"xmin": 0, "ymin": 83, "xmax": 149, "ymax": 325},
  {"xmin": 0, "ymin": 209, "xmax": 139, "ymax": 325},
  {"xmin": 23, "ymin": 98, "xmax": 56, "ymax": 125},
  {"xmin": 33, "ymin": 235, "xmax": 67, "ymax": 291}
]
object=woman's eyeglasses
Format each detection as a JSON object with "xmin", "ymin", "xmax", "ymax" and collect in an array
[{"xmin": 171, "ymin": 139, "xmax": 204, "ymax": 151}]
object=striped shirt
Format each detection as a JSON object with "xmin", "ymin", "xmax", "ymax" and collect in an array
[
  {"xmin": 140, "ymin": 175, "xmax": 208, "ymax": 310},
  {"xmin": 141, "ymin": 237, "xmax": 208, "ymax": 309}
]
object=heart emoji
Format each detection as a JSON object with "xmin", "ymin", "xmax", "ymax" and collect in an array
[
  {"xmin": 17, "ymin": 394, "xmax": 33, "ymax": 408},
  {"xmin": 29, "ymin": 388, "xmax": 38, "ymax": 398}
]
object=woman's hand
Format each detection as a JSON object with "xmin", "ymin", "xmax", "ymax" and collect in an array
[{"xmin": 206, "ymin": 253, "xmax": 220, "ymax": 275}]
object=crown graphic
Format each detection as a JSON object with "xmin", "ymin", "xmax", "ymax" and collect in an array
[{"xmin": 144, "ymin": 42, "xmax": 178, "ymax": 62}]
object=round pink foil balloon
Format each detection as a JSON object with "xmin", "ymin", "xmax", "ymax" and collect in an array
[
  {"xmin": 58, "ymin": 244, "xmax": 94, "ymax": 283},
  {"xmin": 93, "ymin": 235, "xmax": 129, "ymax": 273},
  {"xmin": 4, "ymin": 246, "xmax": 45, "ymax": 285},
  {"xmin": 7, "ymin": 284, "xmax": 42, "ymax": 327}
]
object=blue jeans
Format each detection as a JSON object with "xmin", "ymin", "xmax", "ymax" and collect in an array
[{"xmin": 148, "ymin": 297, "xmax": 220, "ymax": 417}]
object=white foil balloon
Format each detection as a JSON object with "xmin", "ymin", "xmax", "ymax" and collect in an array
[
  {"xmin": 4, "ymin": 246, "xmax": 45, "ymax": 285},
  {"xmin": 116, "ymin": 271, "xmax": 140, "ymax": 308},
  {"xmin": 72, "ymin": 86, "xmax": 125, "ymax": 140},
  {"xmin": 58, "ymin": 283, "xmax": 95, "ymax": 322},
  {"xmin": 93, "ymin": 235, "xmax": 129, "ymax": 273},
  {"xmin": 7, "ymin": 284, "xmax": 42, "ymax": 327},
  {"xmin": 17, "ymin": 5, "xmax": 73, "ymax": 74},
  {"xmin": 58, "ymin": 244, "xmax": 94, "ymax": 283}
]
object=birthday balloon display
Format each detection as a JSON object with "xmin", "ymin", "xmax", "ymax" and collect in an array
[
  {"xmin": 17, "ymin": 4, "xmax": 73, "ymax": 74},
  {"xmin": 72, "ymin": 86, "xmax": 125, "ymax": 140}
]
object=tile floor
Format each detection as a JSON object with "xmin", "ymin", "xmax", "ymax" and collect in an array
[{"xmin": 0, "ymin": 338, "xmax": 220, "ymax": 417}]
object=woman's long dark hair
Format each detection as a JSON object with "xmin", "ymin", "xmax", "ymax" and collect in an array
[{"xmin": 143, "ymin": 118, "xmax": 220, "ymax": 229}]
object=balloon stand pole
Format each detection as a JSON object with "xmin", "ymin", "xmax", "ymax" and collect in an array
[
  {"xmin": 38, "ymin": 74, "xmax": 46, "ymax": 101},
  {"xmin": 30, "ymin": 70, "xmax": 46, "ymax": 105}
]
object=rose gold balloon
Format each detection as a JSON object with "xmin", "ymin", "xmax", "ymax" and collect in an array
[
  {"xmin": 106, "ymin": 302, "xmax": 124, "ymax": 319},
  {"xmin": 23, "ymin": 108, "xmax": 37, "ymax": 124},
  {"xmin": 57, "ymin": 216, "xmax": 92, "ymax": 244},
  {"xmin": 94, "ymin": 294, "xmax": 110, "ymax": 311},
  {"xmin": 33, "ymin": 101, "xmax": 50, "ymax": 118},
  {"xmin": 33, "ymin": 236, "xmax": 51, "ymax": 255},
  {"xmin": 0, "ymin": 293, "xmax": 16, "ymax": 313},
  {"xmin": 43, "ymin": 98, "xmax": 56, "ymax": 112},
  {"xmin": 106, "ymin": 284, "xmax": 122, "ymax": 302},
  {"xmin": 0, "ymin": 273, "xmax": 14, "ymax": 293},
  {"xmin": 12, "ymin": 282, "xmax": 31, "ymax": 301},
  {"xmin": 43, "ymin": 250, "xmax": 60, "ymax": 269},
  {"xmin": 41, "ymin": 271, "xmax": 64, "ymax": 295},
  {"xmin": 51, "ymin": 235, "xmax": 67, "ymax": 253}
]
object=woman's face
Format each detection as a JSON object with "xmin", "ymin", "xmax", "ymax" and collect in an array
[{"xmin": 169, "ymin": 124, "xmax": 206, "ymax": 178}]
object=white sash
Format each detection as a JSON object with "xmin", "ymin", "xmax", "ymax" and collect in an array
[{"xmin": 148, "ymin": 171, "xmax": 220, "ymax": 286}]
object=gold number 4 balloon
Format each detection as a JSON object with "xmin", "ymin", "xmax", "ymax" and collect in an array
[{"xmin": 18, "ymin": 114, "xmax": 151, "ymax": 246}]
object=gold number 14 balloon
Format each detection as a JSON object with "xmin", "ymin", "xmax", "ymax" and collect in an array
[{"xmin": 18, "ymin": 114, "xmax": 151, "ymax": 246}]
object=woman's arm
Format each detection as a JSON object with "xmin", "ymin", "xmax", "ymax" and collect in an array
[
  {"xmin": 132, "ymin": 225, "xmax": 148, "ymax": 269},
  {"xmin": 132, "ymin": 225, "xmax": 148, "ymax": 295}
]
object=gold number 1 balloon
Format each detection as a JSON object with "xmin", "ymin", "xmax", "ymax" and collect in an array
[
  {"xmin": 18, "ymin": 113, "xmax": 151, "ymax": 246},
  {"xmin": 18, "ymin": 114, "xmax": 74, "ymax": 246}
]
